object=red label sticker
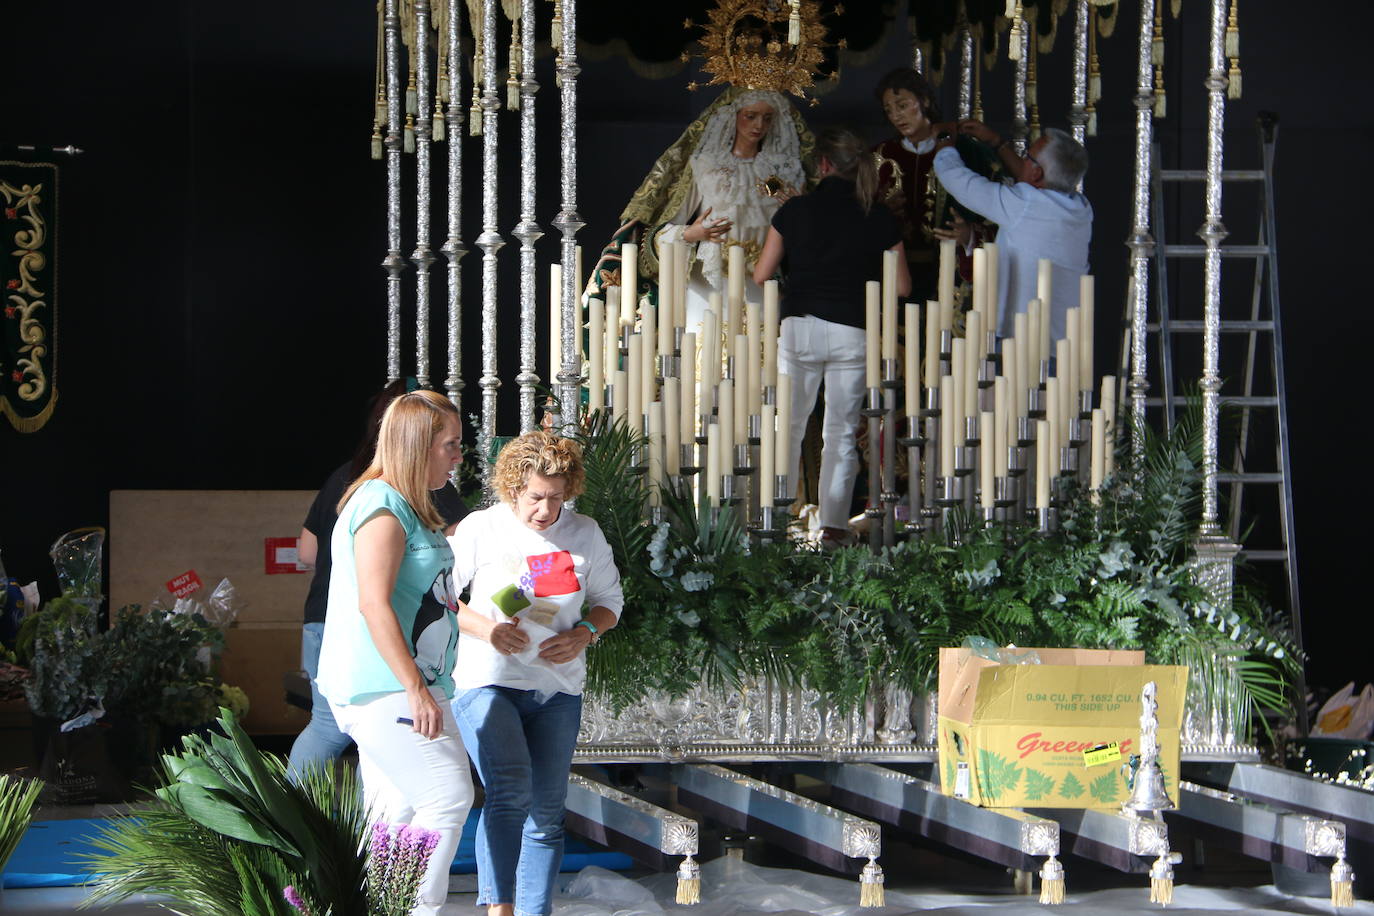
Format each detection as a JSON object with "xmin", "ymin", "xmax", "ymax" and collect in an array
[
  {"xmin": 527, "ymin": 550, "xmax": 578, "ymax": 597},
  {"xmin": 265, "ymin": 537, "xmax": 308, "ymax": 575},
  {"xmin": 166, "ymin": 570, "xmax": 203, "ymax": 599}
]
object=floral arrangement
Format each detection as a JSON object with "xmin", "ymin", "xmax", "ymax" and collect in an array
[{"xmin": 575, "ymin": 405, "xmax": 1301, "ymax": 743}]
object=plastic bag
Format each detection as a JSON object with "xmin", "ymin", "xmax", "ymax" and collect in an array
[
  {"xmin": 49, "ymin": 526, "xmax": 105, "ymax": 599},
  {"xmin": 1313, "ymin": 682, "xmax": 1374, "ymax": 740},
  {"xmin": 961, "ymin": 635, "xmax": 1042, "ymax": 665},
  {"xmin": 148, "ymin": 577, "xmax": 244, "ymax": 630}
]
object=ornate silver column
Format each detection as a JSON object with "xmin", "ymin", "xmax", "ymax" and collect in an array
[
  {"xmin": 441, "ymin": 0, "xmax": 468, "ymax": 411},
  {"xmin": 957, "ymin": 27, "xmax": 973, "ymax": 120},
  {"xmin": 1198, "ymin": 0, "xmax": 1230, "ymax": 534},
  {"xmin": 514, "ymin": 0, "xmax": 542, "ymax": 432},
  {"xmin": 476, "ymin": 0, "xmax": 505, "ymax": 471},
  {"xmin": 553, "ymin": 0, "xmax": 585, "ymax": 432},
  {"xmin": 382, "ymin": 0, "xmax": 405, "ymax": 383},
  {"xmin": 1070, "ymin": 0, "xmax": 1089, "ymax": 148},
  {"xmin": 411, "ymin": 0, "xmax": 435, "ymax": 387},
  {"xmin": 1012, "ymin": 18, "xmax": 1029, "ymax": 154},
  {"xmin": 1126, "ymin": 0, "xmax": 1157, "ymax": 445}
]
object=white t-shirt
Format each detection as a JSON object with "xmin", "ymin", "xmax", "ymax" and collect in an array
[{"xmin": 448, "ymin": 502, "xmax": 623, "ymax": 697}]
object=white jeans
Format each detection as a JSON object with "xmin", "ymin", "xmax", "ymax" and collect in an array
[
  {"xmin": 331, "ymin": 688, "xmax": 474, "ymax": 916},
  {"xmin": 778, "ymin": 315, "xmax": 868, "ymax": 530}
]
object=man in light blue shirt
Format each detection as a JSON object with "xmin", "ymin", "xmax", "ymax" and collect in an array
[{"xmin": 932, "ymin": 123, "xmax": 1092, "ymax": 342}]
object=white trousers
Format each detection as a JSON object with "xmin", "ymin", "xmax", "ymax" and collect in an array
[
  {"xmin": 778, "ymin": 315, "xmax": 868, "ymax": 530},
  {"xmin": 332, "ymin": 688, "xmax": 474, "ymax": 916}
]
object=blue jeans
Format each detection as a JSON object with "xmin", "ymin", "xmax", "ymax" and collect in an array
[
  {"xmin": 287, "ymin": 622, "xmax": 352, "ymax": 779},
  {"xmin": 452, "ymin": 687, "xmax": 583, "ymax": 916}
]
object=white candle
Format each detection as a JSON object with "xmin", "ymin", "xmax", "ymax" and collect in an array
[
  {"xmin": 733, "ymin": 336, "xmax": 748, "ymax": 443},
  {"xmin": 706, "ymin": 421, "xmax": 721, "ymax": 503},
  {"xmin": 627, "ymin": 335, "xmax": 643, "ymax": 435},
  {"xmin": 1057, "ymin": 338, "xmax": 1074, "ymax": 428},
  {"xmin": 940, "ymin": 374, "xmax": 955, "ymax": 476},
  {"xmin": 924, "ymin": 301, "xmax": 940, "ymax": 390},
  {"xmin": 938, "ymin": 239, "xmax": 956, "ymax": 308},
  {"xmin": 1002, "ymin": 341, "xmax": 1018, "ymax": 428},
  {"xmin": 984, "ymin": 241, "xmax": 999, "ymax": 333},
  {"xmin": 648, "ymin": 402, "xmax": 663, "ymax": 506},
  {"xmin": 1035, "ymin": 419, "xmax": 1051, "ymax": 509},
  {"xmin": 1036, "ymin": 258, "xmax": 1053, "ymax": 315},
  {"xmin": 972, "ymin": 246, "xmax": 987, "ymax": 324},
  {"xmin": 963, "ymin": 327, "xmax": 979, "ymax": 426},
  {"xmin": 1090, "ymin": 407, "xmax": 1106, "ymax": 491},
  {"xmin": 612, "ymin": 369, "xmax": 627, "ymax": 423},
  {"xmin": 588, "ymin": 295, "xmax": 604, "ymax": 411},
  {"xmin": 641, "ymin": 308, "xmax": 657, "ymax": 411},
  {"xmin": 675, "ymin": 241, "xmax": 690, "ymax": 332},
  {"xmin": 763, "ymin": 280, "xmax": 780, "ymax": 388},
  {"xmin": 993, "ymin": 376, "xmax": 1009, "ymax": 478},
  {"xmin": 1101, "ymin": 375, "xmax": 1116, "ymax": 479},
  {"xmin": 718, "ymin": 379, "xmax": 734, "ymax": 458},
  {"xmin": 1079, "ymin": 274, "xmax": 1095, "ymax": 396},
  {"xmin": 664, "ymin": 378, "xmax": 681, "ymax": 476},
  {"xmin": 950, "ymin": 337, "xmax": 966, "ymax": 438},
  {"xmin": 659, "ymin": 243, "xmax": 676, "ymax": 358},
  {"xmin": 620, "ymin": 243, "xmax": 638, "ymax": 327},
  {"xmin": 980, "ymin": 410, "xmax": 995, "ymax": 510},
  {"xmin": 549, "ymin": 262, "xmax": 563, "ymax": 389},
  {"xmin": 681, "ymin": 331, "xmax": 697, "ymax": 445},
  {"xmin": 882, "ymin": 252, "xmax": 898, "ymax": 363},
  {"xmin": 727, "ymin": 245, "xmax": 744, "ymax": 343},
  {"xmin": 1045, "ymin": 376, "xmax": 1060, "ymax": 466},
  {"xmin": 1013, "ymin": 313, "xmax": 1030, "ymax": 410},
  {"xmin": 746, "ymin": 302, "xmax": 761, "ymax": 419},
  {"xmin": 759, "ymin": 403, "xmax": 776, "ymax": 498},
  {"xmin": 866, "ymin": 281, "xmax": 881, "ymax": 388},
  {"xmin": 776, "ymin": 372, "xmax": 793, "ymax": 479},
  {"xmin": 604, "ymin": 295, "xmax": 620, "ymax": 385},
  {"xmin": 905, "ymin": 302, "xmax": 920, "ymax": 411},
  {"xmin": 702, "ymin": 306, "xmax": 720, "ymax": 387}
]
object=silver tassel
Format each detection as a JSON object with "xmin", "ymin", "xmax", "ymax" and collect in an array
[{"xmin": 1039, "ymin": 854, "xmax": 1065, "ymax": 905}]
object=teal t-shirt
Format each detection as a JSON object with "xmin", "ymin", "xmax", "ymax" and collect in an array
[{"xmin": 316, "ymin": 479, "xmax": 459, "ymax": 704}]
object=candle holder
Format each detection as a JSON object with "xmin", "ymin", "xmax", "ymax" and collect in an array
[
  {"xmin": 720, "ymin": 474, "xmax": 740, "ymax": 505},
  {"xmin": 1036, "ymin": 506, "xmax": 1054, "ymax": 534},
  {"xmin": 1007, "ymin": 445, "xmax": 1028, "ymax": 477},
  {"xmin": 667, "ymin": 475, "xmax": 689, "ymax": 501},
  {"xmin": 619, "ymin": 324, "xmax": 632, "ymax": 352},
  {"xmin": 1039, "ymin": 358, "xmax": 1051, "ymax": 387},
  {"xmin": 985, "ymin": 330, "xmax": 999, "ymax": 362},
  {"xmin": 725, "ymin": 356, "xmax": 737, "ymax": 382},
  {"xmin": 763, "ymin": 384, "xmax": 776, "ymax": 407},
  {"xmin": 1026, "ymin": 387, "xmax": 1045, "ymax": 418},
  {"xmin": 678, "ymin": 444, "xmax": 700, "ymax": 476},
  {"xmin": 920, "ymin": 386, "xmax": 941, "ymax": 418},
  {"xmin": 772, "ymin": 474, "xmax": 794, "ymax": 507},
  {"xmin": 755, "ymin": 505, "xmax": 786, "ymax": 541},
  {"xmin": 1017, "ymin": 416, "xmax": 1036, "ymax": 447},
  {"xmin": 1059, "ymin": 446, "xmax": 1079, "ymax": 476},
  {"xmin": 1067, "ymin": 416, "xmax": 1088, "ymax": 446},
  {"xmin": 1078, "ymin": 388, "xmax": 1094, "ymax": 419},
  {"xmin": 937, "ymin": 475, "xmax": 963, "ymax": 506},
  {"xmin": 994, "ymin": 475, "xmax": 1016, "ymax": 508},
  {"xmin": 954, "ymin": 446, "xmax": 975, "ymax": 477},
  {"xmin": 897, "ymin": 415, "xmax": 924, "ymax": 448},
  {"xmin": 939, "ymin": 328, "xmax": 953, "ymax": 361},
  {"xmin": 732, "ymin": 444, "xmax": 754, "ymax": 476},
  {"xmin": 629, "ymin": 444, "xmax": 647, "ymax": 474},
  {"xmin": 674, "ymin": 325, "xmax": 684, "ymax": 354},
  {"xmin": 881, "ymin": 357, "xmax": 900, "ymax": 389},
  {"xmin": 696, "ymin": 417, "xmax": 711, "ymax": 446},
  {"xmin": 978, "ymin": 356, "xmax": 996, "ymax": 387},
  {"xmin": 659, "ymin": 353, "xmax": 679, "ymax": 380},
  {"xmin": 648, "ymin": 505, "xmax": 665, "ymax": 526},
  {"xmin": 861, "ymin": 387, "xmax": 885, "ymax": 417},
  {"xmin": 981, "ymin": 504, "xmax": 997, "ymax": 525},
  {"xmin": 963, "ymin": 415, "xmax": 980, "ymax": 446},
  {"xmin": 747, "ymin": 413, "xmax": 761, "ymax": 445}
]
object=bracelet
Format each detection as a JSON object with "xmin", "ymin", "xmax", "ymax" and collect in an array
[{"xmin": 574, "ymin": 619, "xmax": 600, "ymax": 644}]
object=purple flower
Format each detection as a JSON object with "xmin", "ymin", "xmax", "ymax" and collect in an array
[{"xmin": 282, "ymin": 885, "xmax": 308, "ymax": 913}]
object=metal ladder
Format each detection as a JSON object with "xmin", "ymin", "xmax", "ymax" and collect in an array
[{"xmin": 1141, "ymin": 112, "xmax": 1300, "ymax": 634}]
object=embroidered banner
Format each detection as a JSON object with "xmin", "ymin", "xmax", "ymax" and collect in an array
[{"xmin": 1, "ymin": 159, "xmax": 58, "ymax": 433}]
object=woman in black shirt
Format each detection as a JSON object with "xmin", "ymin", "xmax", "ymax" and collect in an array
[{"xmin": 754, "ymin": 127, "xmax": 911, "ymax": 546}]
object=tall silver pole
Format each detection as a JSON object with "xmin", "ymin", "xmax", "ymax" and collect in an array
[
  {"xmin": 1070, "ymin": 0, "xmax": 1089, "ymax": 149},
  {"xmin": 958, "ymin": 28, "xmax": 973, "ymax": 120},
  {"xmin": 442, "ymin": 0, "xmax": 468, "ymax": 411},
  {"xmin": 477, "ymin": 0, "xmax": 505, "ymax": 471},
  {"xmin": 553, "ymin": 0, "xmax": 585, "ymax": 433},
  {"xmin": 383, "ymin": 0, "xmax": 404, "ymax": 383},
  {"xmin": 514, "ymin": 0, "xmax": 543, "ymax": 432},
  {"xmin": 412, "ymin": 0, "xmax": 435, "ymax": 387},
  {"xmin": 1126, "ymin": 0, "xmax": 1157, "ymax": 446},
  {"xmin": 1198, "ymin": 0, "xmax": 1230, "ymax": 533},
  {"xmin": 1012, "ymin": 19, "xmax": 1029, "ymax": 154}
]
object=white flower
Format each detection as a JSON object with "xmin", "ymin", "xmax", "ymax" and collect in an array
[{"xmin": 681, "ymin": 570, "xmax": 714, "ymax": 592}]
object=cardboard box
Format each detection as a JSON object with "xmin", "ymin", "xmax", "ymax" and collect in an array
[{"xmin": 937, "ymin": 646, "xmax": 1188, "ymax": 808}]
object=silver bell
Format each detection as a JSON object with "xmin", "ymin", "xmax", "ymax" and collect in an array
[{"xmin": 1122, "ymin": 756, "xmax": 1174, "ymax": 813}]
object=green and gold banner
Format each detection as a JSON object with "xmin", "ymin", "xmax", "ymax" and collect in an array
[{"xmin": 1, "ymin": 159, "xmax": 58, "ymax": 433}]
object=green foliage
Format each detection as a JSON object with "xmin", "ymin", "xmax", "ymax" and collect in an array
[
  {"xmin": 573, "ymin": 399, "xmax": 1301, "ymax": 739},
  {"xmin": 83, "ymin": 709, "xmax": 371, "ymax": 916},
  {"xmin": 1023, "ymin": 768, "xmax": 1055, "ymax": 801},
  {"xmin": 24, "ymin": 597, "xmax": 106, "ymax": 720},
  {"xmin": 1058, "ymin": 771, "xmax": 1085, "ymax": 799},
  {"xmin": 1089, "ymin": 771, "xmax": 1122, "ymax": 804},
  {"xmin": 976, "ymin": 748, "xmax": 1022, "ymax": 802},
  {"xmin": 0, "ymin": 773, "xmax": 43, "ymax": 872}
]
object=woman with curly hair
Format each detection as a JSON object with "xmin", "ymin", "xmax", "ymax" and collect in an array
[{"xmin": 448, "ymin": 430, "xmax": 624, "ymax": 916}]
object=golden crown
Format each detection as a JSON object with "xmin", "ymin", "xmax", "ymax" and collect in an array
[{"xmin": 683, "ymin": 0, "xmax": 841, "ymax": 101}]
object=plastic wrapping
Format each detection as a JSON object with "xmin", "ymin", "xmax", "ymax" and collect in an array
[
  {"xmin": 48, "ymin": 526, "xmax": 105, "ymax": 599},
  {"xmin": 961, "ymin": 635, "xmax": 1042, "ymax": 665},
  {"xmin": 148, "ymin": 577, "xmax": 244, "ymax": 630}
]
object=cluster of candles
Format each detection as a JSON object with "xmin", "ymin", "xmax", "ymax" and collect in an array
[{"xmin": 554, "ymin": 237, "xmax": 1120, "ymax": 535}]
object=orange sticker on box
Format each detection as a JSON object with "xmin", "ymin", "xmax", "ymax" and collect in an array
[{"xmin": 166, "ymin": 570, "xmax": 203, "ymax": 599}]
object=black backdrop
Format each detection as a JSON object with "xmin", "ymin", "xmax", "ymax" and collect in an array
[{"xmin": 3, "ymin": 1, "xmax": 1371, "ymax": 692}]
